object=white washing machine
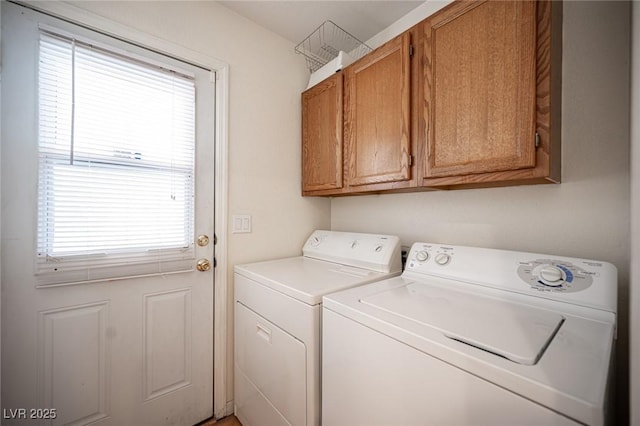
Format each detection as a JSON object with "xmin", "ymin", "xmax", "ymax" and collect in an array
[
  {"xmin": 234, "ymin": 230, "xmax": 402, "ymax": 426},
  {"xmin": 323, "ymin": 242, "xmax": 617, "ymax": 426}
]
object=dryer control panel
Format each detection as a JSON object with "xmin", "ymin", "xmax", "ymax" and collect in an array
[
  {"xmin": 302, "ymin": 230, "xmax": 402, "ymax": 274},
  {"xmin": 404, "ymin": 242, "xmax": 617, "ymax": 314}
]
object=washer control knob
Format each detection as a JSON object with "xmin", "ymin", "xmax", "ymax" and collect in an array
[
  {"xmin": 539, "ymin": 266, "xmax": 564, "ymax": 283},
  {"xmin": 434, "ymin": 253, "xmax": 451, "ymax": 266},
  {"xmin": 415, "ymin": 250, "xmax": 429, "ymax": 262}
]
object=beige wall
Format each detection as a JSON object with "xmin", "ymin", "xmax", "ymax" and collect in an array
[
  {"xmin": 58, "ymin": 0, "xmax": 331, "ymax": 413},
  {"xmin": 332, "ymin": 1, "xmax": 631, "ymax": 422}
]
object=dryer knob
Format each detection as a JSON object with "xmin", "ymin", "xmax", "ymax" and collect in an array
[{"xmin": 434, "ymin": 253, "xmax": 451, "ymax": 266}]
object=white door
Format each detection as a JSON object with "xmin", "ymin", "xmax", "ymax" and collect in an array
[{"xmin": 1, "ymin": 3, "xmax": 215, "ymax": 425}]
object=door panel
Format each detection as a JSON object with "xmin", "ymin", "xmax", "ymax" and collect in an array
[
  {"xmin": 143, "ymin": 289, "xmax": 193, "ymax": 401},
  {"xmin": 1, "ymin": 3, "xmax": 215, "ymax": 425},
  {"xmin": 39, "ymin": 302, "xmax": 110, "ymax": 425}
]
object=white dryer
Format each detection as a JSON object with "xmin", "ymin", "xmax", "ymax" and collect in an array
[
  {"xmin": 322, "ymin": 242, "xmax": 617, "ymax": 426},
  {"xmin": 234, "ymin": 230, "xmax": 402, "ymax": 426}
]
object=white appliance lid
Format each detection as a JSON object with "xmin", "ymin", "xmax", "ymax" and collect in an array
[
  {"xmin": 361, "ymin": 281, "xmax": 564, "ymax": 365},
  {"xmin": 235, "ymin": 257, "xmax": 395, "ymax": 305}
]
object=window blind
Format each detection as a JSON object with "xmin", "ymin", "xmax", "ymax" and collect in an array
[{"xmin": 37, "ymin": 30, "xmax": 197, "ymax": 284}]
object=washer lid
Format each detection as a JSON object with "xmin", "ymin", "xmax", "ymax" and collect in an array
[{"xmin": 361, "ymin": 281, "xmax": 564, "ymax": 365}]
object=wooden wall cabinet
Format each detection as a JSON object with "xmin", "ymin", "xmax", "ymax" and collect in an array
[
  {"xmin": 419, "ymin": 0, "xmax": 561, "ymax": 188},
  {"xmin": 301, "ymin": 73, "xmax": 343, "ymax": 195},
  {"xmin": 343, "ymin": 32, "xmax": 416, "ymax": 193},
  {"xmin": 301, "ymin": 30, "xmax": 419, "ymax": 196},
  {"xmin": 301, "ymin": 0, "xmax": 561, "ymax": 196}
]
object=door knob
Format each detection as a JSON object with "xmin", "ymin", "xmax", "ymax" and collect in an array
[
  {"xmin": 197, "ymin": 235, "xmax": 210, "ymax": 247},
  {"xmin": 196, "ymin": 258, "xmax": 211, "ymax": 272}
]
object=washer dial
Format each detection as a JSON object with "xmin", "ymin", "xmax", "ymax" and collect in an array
[
  {"xmin": 415, "ymin": 250, "xmax": 429, "ymax": 262},
  {"xmin": 434, "ymin": 253, "xmax": 451, "ymax": 266},
  {"xmin": 539, "ymin": 266, "xmax": 564, "ymax": 284},
  {"xmin": 517, "ymin": 259, "xmax": 592, "ymax": 293}
]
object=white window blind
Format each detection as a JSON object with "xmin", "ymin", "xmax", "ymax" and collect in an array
[{"xmin": 37, "ymin": 29, "xmax": 197, "ymax": 284}]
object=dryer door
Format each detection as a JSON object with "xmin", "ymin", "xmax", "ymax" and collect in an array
[{"xmin": 235, "ymin": 302, "xmax": 306, "ymax": 426}]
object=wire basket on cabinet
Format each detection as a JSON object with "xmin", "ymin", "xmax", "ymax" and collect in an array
[{"xmin": 295, "ymin": 20, "xmax": 372, "ymax": 73}]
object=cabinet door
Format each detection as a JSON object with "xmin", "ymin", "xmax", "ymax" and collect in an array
[
  {"xmin": 345, "ymin": 33, "xmax": 412, "ymax": 187},
  {"xmin": 302, "ymin": 73, "xmax": 343, "ymax": 194},
  {"xmin": 423, "ymin": 0, "xmax": 537, "ymax": 179}
]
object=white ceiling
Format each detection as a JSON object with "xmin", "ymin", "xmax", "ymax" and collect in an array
[{"xmin": 217, "ymin": 1, "xmax": 425, "ymax": 46}]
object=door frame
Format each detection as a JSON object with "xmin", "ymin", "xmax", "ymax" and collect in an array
[{"xmin": 14, "ymin": 0, "xmax": 230, "ymax": 418}]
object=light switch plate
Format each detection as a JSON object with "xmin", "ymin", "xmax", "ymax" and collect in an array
[{"xmin": 232, "ymin": 214, "xmax": 252, "ymax": 233}]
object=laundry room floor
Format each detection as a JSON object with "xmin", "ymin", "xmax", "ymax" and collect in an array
[{"xmin": 197, "ymin": 415, "xmax": 241, "ymax": 426}]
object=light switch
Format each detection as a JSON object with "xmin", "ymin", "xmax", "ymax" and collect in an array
[{"xmin": 232, "ymin": 214, "xmax": 252, "ymax": 233}]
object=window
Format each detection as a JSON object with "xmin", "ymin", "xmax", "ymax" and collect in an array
[{"xmin": 37, "ymin": 29, "xmax": 197, "ymax": 284}]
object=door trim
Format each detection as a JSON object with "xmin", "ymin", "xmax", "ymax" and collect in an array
[{"xmin": 17, "ymin": 0, "xmax": 230, "ymax": 418}]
